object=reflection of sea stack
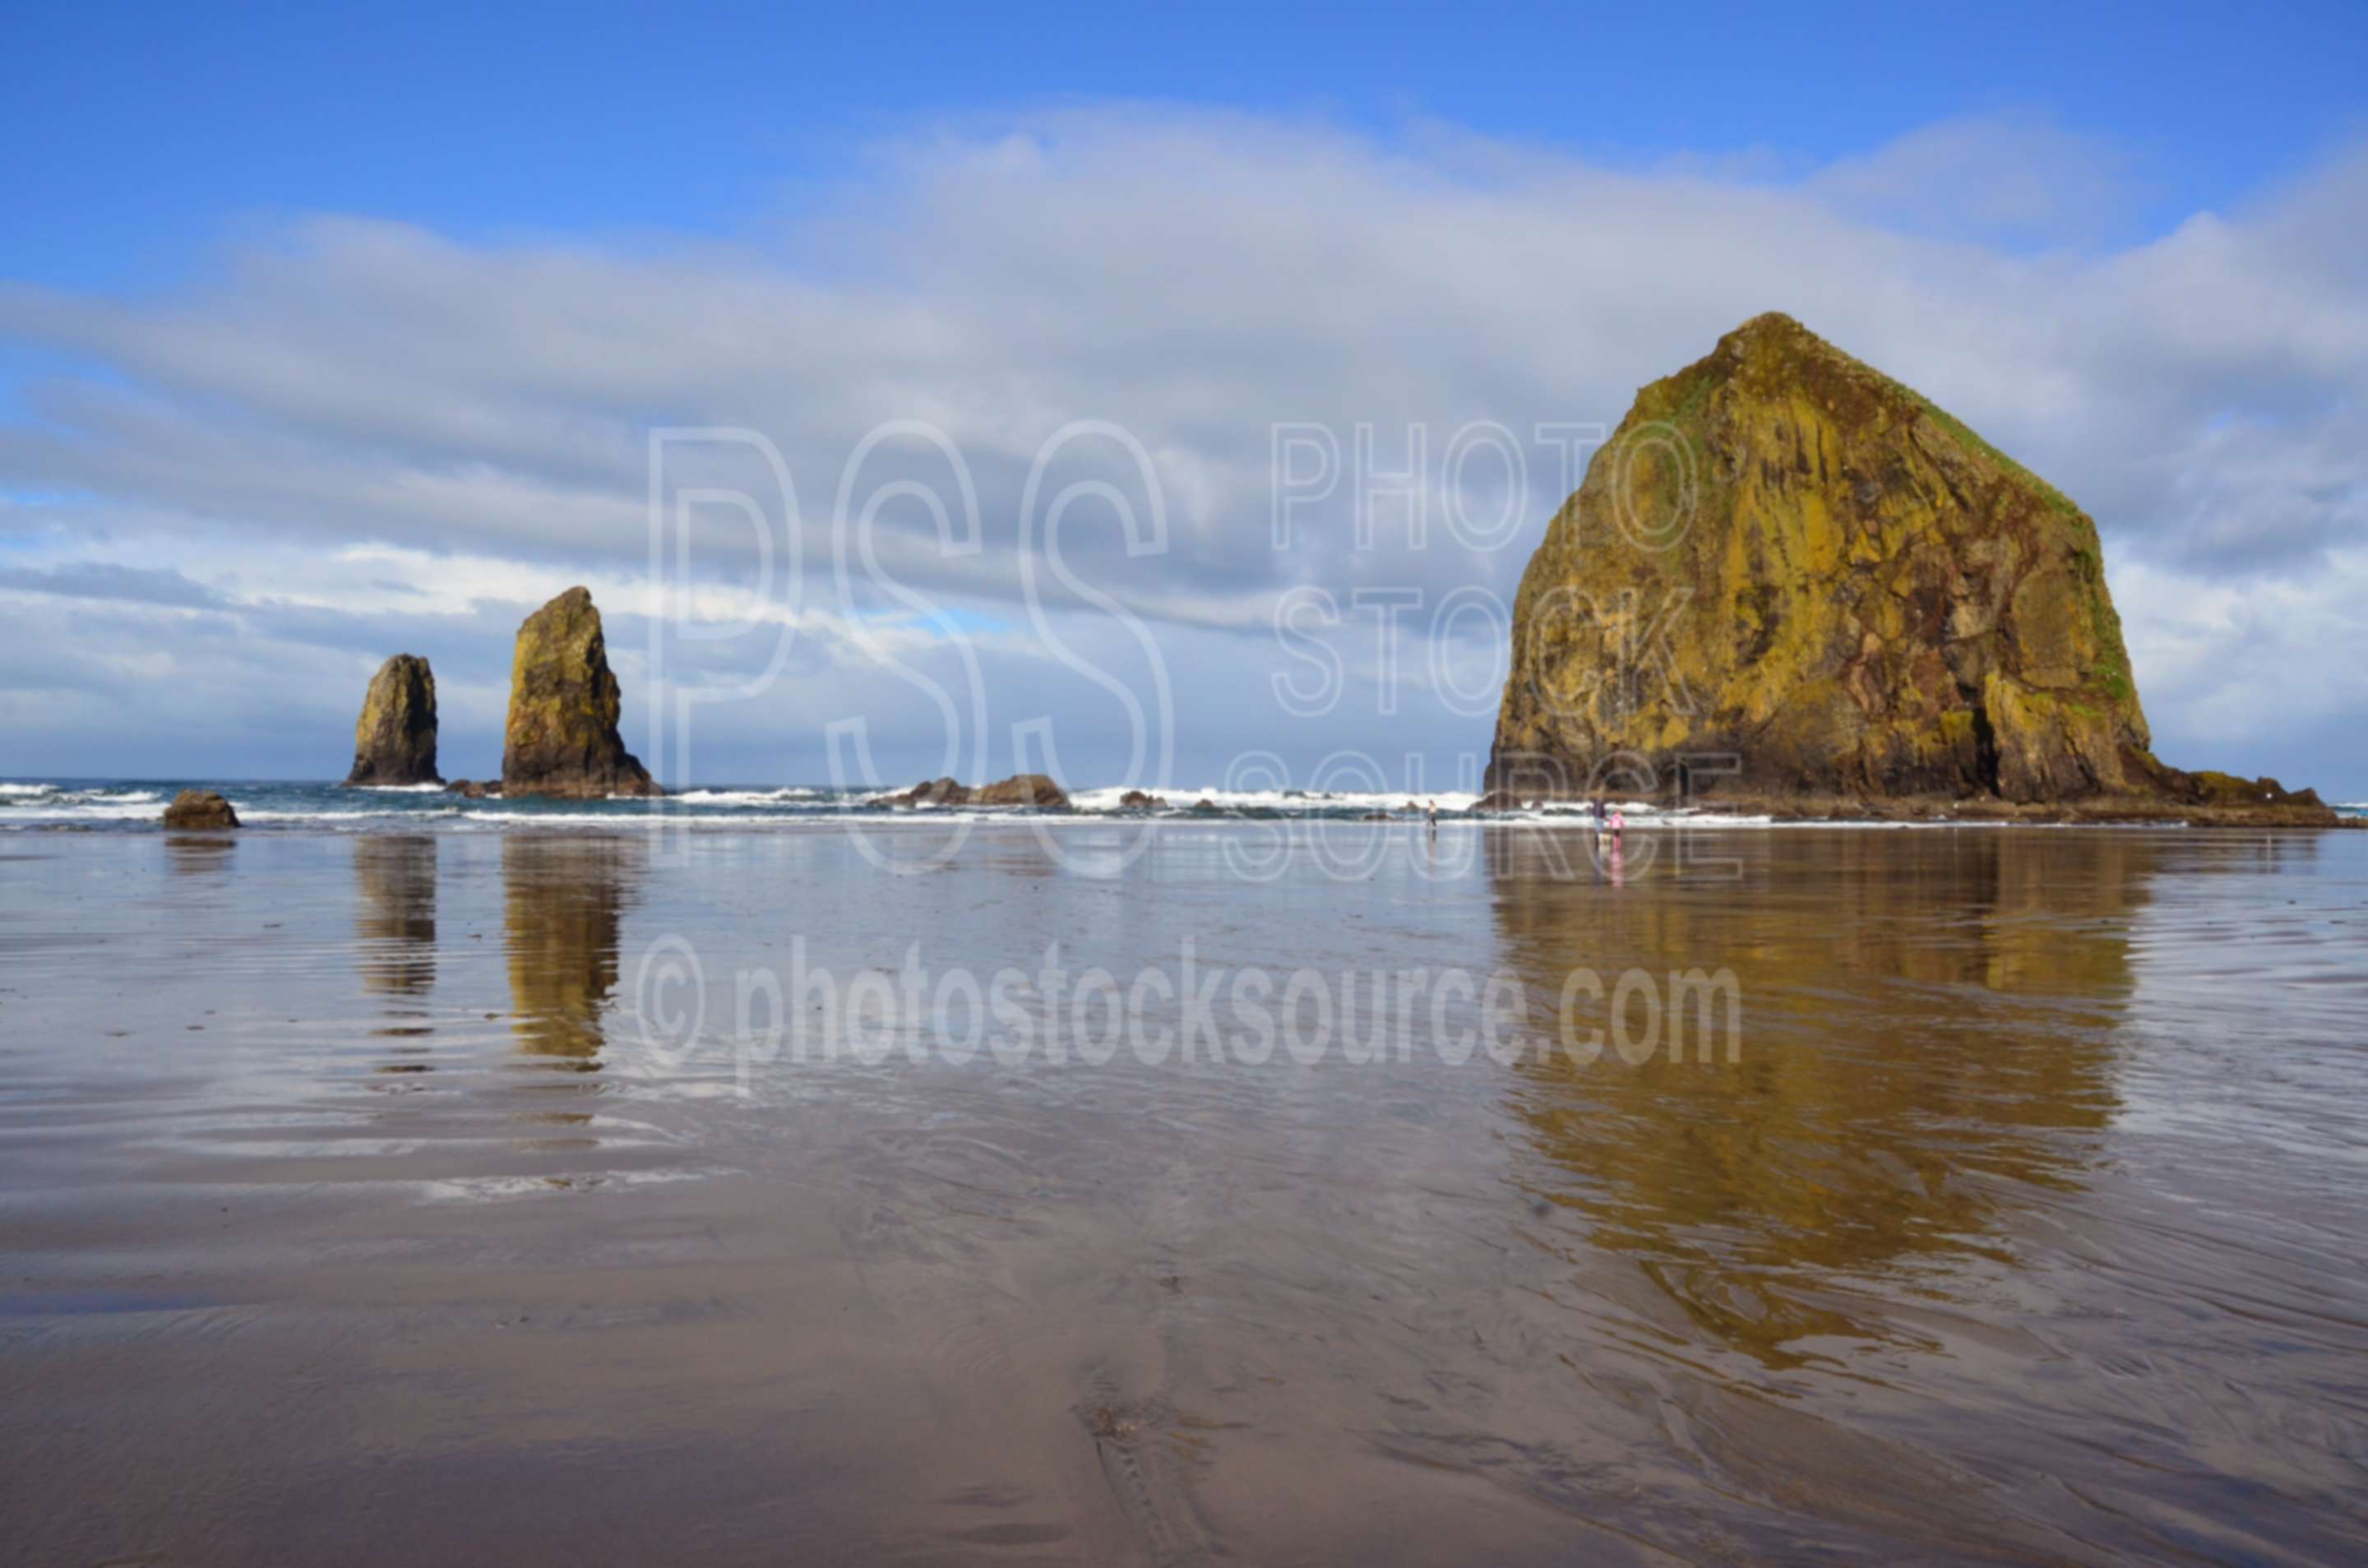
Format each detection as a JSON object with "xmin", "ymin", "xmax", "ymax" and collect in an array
[
  {"xmin": 354, "ymin": 836, "xmax": 437, "ymax": 997},
  {"xmin": 1488, "ymin": 314, "xmax": 2325, "ymax": 817},
  {"xmin": 503, "ymin": 835, "xmax": 637, "ymax": 1063},
  {"xmin": 500, "ymin": 587, "xmax": 660, "ymax": 799},
  {"xmin": 345, "ymin": 654, "xmax": 441, "ymax": 785}
]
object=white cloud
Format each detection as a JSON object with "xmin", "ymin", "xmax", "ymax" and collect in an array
[{"xmin": 1806, "ymin": 110, "xmax": 2141, "ymax": 245}]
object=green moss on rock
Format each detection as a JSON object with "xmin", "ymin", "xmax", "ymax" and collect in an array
[{"xmin": 1488, "ymin": 312, "xmax": 2165, "ymax": 803}]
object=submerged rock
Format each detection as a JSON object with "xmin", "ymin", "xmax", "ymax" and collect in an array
[
  {"xmin": 446, "ymin": 779, "xmax": 501, "ymax": 799},
  {"xmin": 500, "ymin": 587, "xmax": 660, "ymax": 800},
  {"xmin": 1118, "ymin": 789, "xmax": 1169, "ymax": 810},
  {"xmin": 1488, "ymin": 313, "xmax": 2309, "ymax": 810},
  {"xmin": 877, "ymin": 776, "xmax": 969, "ymax": 807},
  {"xmin": 872, "ymin": 774, "xmax": 1071, "ymax": 810},
  {"xmin": 162, "ymin": 789, "xmax": 239, "ymax": 829},
  {"xmin": 345, "ymin": 654, "xmax": 441, "ymax": 785}
]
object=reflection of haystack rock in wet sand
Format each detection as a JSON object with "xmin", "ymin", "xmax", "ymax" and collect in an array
[{"xmin": 1487, "ymin": 829, "xmax": 2161, "ymax": 1358}]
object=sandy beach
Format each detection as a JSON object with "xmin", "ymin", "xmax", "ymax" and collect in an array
[{"xmin": 3, "ymin": 822, "xmax": 2362, "ymax": 1564}]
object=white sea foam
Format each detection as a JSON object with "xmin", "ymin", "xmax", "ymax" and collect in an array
[
  {"xmin": 462, "ymin": 810, "xmax": 854, "ymax": 830},
  {"xmin": 0, "ymin": 784, "xmax": 169, "ymax": 820},
  {"xmin": 1067, "ymin": 785, "xmax": 1485, "ymax": 813},
  {"xmin": 8, "ymin": 786, "xmax": 162, "ymax": 803},
  {"xmin": 1, "ymin": 803, "xmax": 160, "ymax": 821},
  {"xmin": 232, "ymin": 807, "xmax": 467, "ymax": 822},
  {"xmin": 671, "ymin": 787, "xmax": 831, "ymax": 807}
]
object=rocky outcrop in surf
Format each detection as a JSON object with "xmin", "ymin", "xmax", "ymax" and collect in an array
[
  {"xmin": 345, "ymin": 654, "xmax": 440, "ymax": 785},
  {"xmin": 876, "ymin": 777, "xmax": 967, "ymax": 808},
  {"xmin": 870, "ymin": 774, "xmax": 1071, "ymax": 809},
  {"xmin": 974, "ymin": 774, "xmax": 1069, "ymax": 807},
  {"xmin": 500, "ymin": 587, "xmax": 661, "ymax": 800},
  {"xmin": 162, "ymin": 789, "xmax": 239, "ymax": 829},
  {"xmin": 1487, "ymin": 313, "xmax": 2328, "ymax": 821}
]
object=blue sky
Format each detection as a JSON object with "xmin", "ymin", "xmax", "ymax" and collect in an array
[
  {"xmin": 2, "ymin": 3, "xmax": 2365, "ymax": 793},
  {"xmin": 10, "ymin": 2, "xmax": 2363, "ymax": 284}
]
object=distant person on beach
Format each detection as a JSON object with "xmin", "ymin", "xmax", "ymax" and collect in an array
[
  {"xmin": 1425, "ymin": 799, "xmax": 1438, "ymax": 830},
  {"xmin": 1609, "ymin": 807, "xmax": 1626, "ymax": 835},
  {"xmin": 1590, "ymin": 797, "xmax": 1605, "ymax": 831}
]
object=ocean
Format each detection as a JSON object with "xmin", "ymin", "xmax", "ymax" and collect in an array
[{"xmin": 7, "ymin": 776, "xmax": 2361, "ymax": 831}]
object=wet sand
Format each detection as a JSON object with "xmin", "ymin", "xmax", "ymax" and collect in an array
[{"xmin": 2, "ymin": 825, "xmax": 2364, "ymax": 1565}]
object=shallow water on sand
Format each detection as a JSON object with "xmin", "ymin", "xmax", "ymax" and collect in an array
[{"xmin": 2, "ymin": 825, "xmax": 2364, "ymax": 1565}]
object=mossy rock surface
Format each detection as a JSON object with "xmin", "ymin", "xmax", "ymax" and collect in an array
[
  {"xmin": 1488, "ymin": 313, "xmax": 2181, "ymax": 803},
  {"xmin": 162, "ymin": 789, "xmax": 239, "ymax": 829},
  {"xmin": 345, "ymin": 653, "xmax": 441, "ymax": 785},
  {"xmin": 500, "ymin": 587, "xmax": 660, "ymax": 799}
]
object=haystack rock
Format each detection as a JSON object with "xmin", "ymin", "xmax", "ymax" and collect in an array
[
  {"xmin": 1488, "ymin": 313, "xmax": 2322, "ymax": 814},
  {"xmin": 345, "ymin": 654, "xmax": 440, "ymax": 785},
  {"xmin": 500, "ymin": 587, "xmax": 660, "ymax": 799},
  {"xmin": 162, "ymin": 789, "xmax": 239, "ymax": 829}
]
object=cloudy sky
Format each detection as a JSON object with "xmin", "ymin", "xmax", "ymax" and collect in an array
[{"xmin": 4, "ymin": 3, "xmax": 2365, "ymax": 796}]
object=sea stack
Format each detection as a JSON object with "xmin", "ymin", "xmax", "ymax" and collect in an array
[
  {"xmin": 1487, "ymin": 313, "xmax": 2319, "ymax": 815},
  {"xmin": 500, "ymin": 586, "xmax": 660, "ymax": 799},
  {"xmin": 345, "ymin": 654, "xmax": 441, "ymax": 785}
]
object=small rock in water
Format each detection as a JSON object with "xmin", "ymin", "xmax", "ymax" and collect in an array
[{"xmin": 161, "ymin": 789, "xmax": 239, "ymax": 830}]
